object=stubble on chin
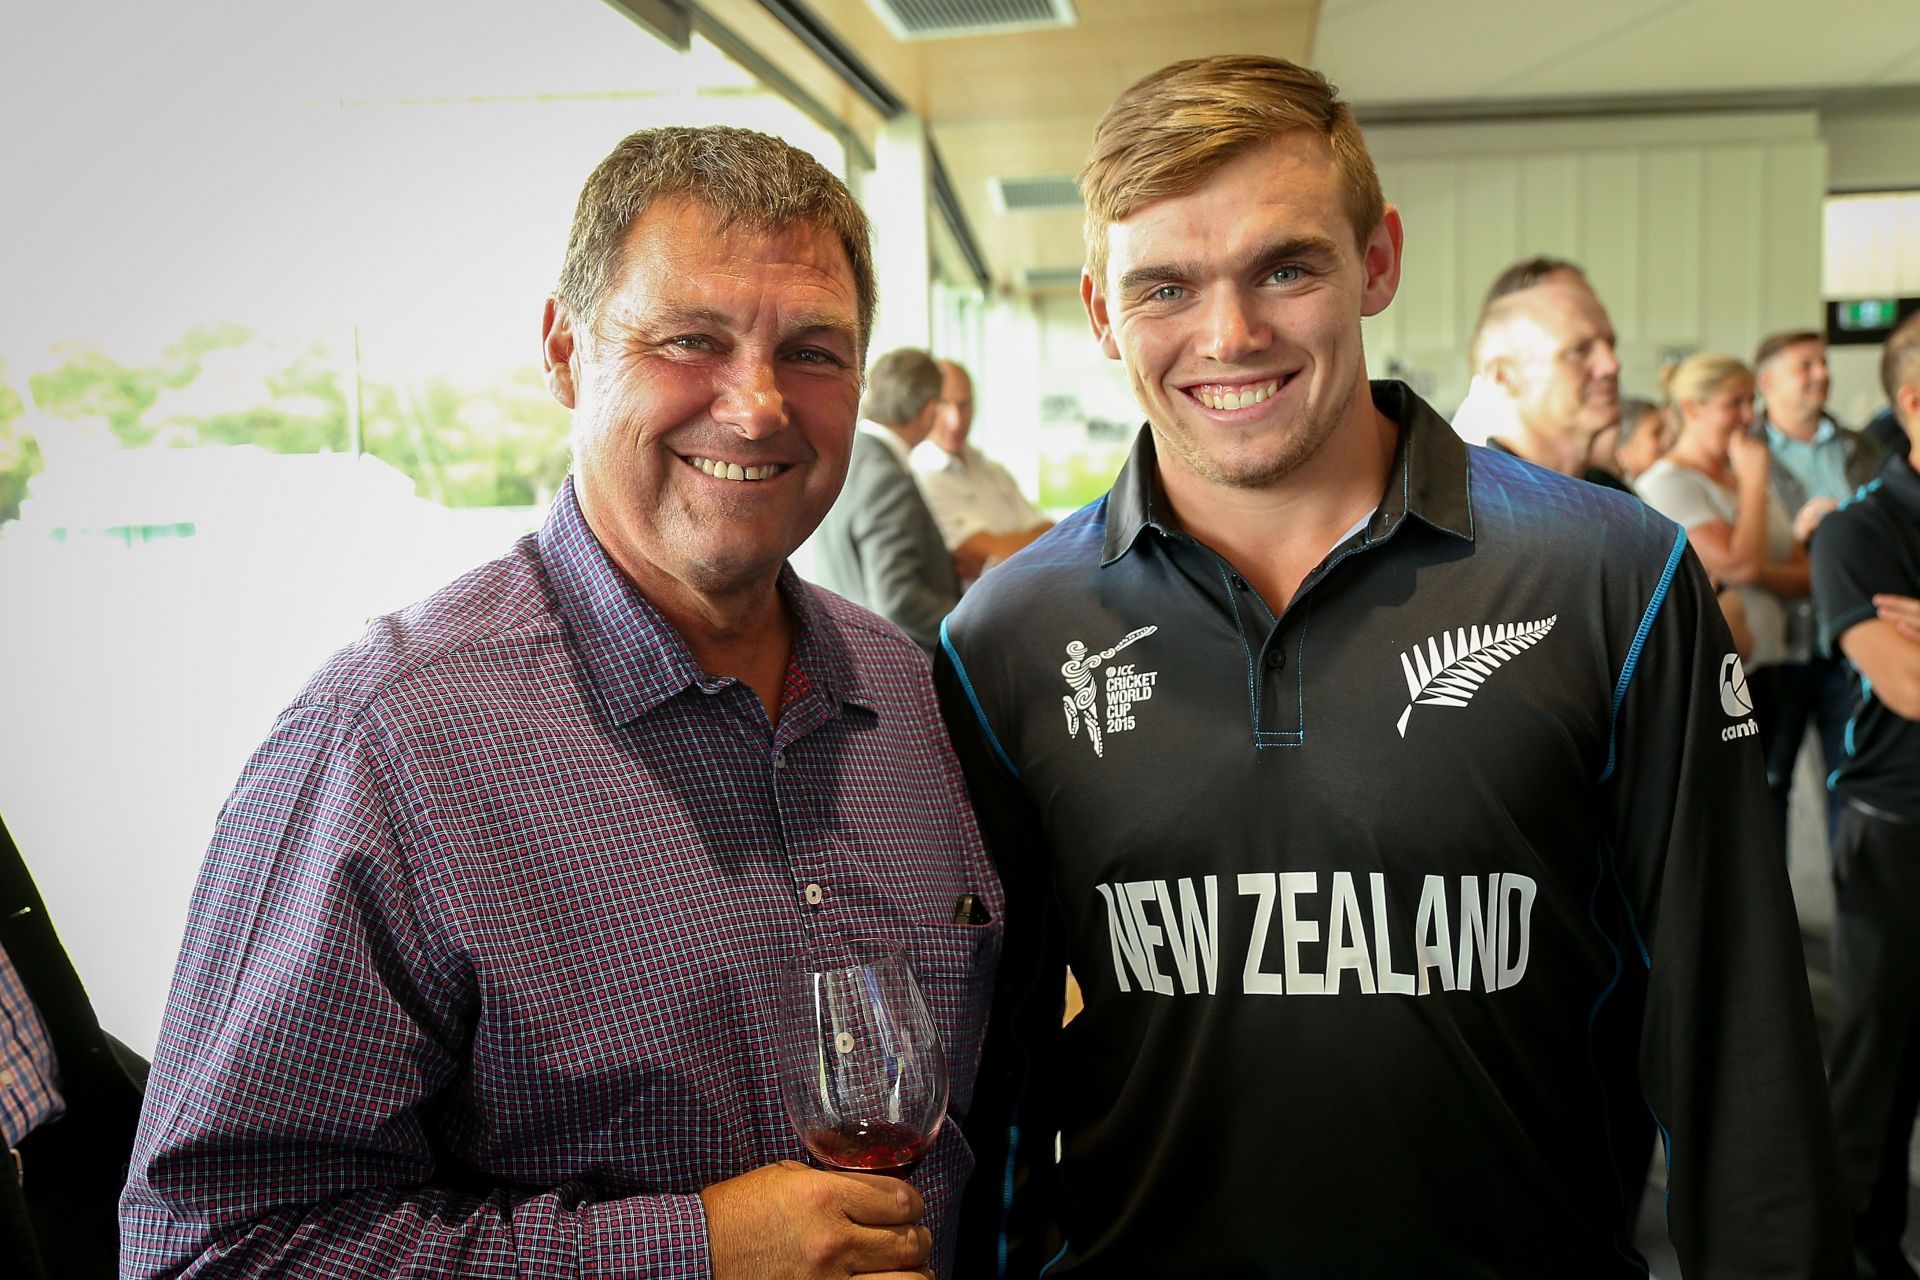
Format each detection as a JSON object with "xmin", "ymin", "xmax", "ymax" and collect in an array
[{"xmin": 1156, "ymin": 377, "xmax": 1353, "ymax": 492}]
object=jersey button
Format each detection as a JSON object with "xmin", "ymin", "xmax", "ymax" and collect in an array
[{"xmin": 1265, "ymin": 649, "xmax": 1285, "ymax": 670}]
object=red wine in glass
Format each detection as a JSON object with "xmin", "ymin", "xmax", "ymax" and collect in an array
[
  {"xmin": 781, "ymin": 939, "xmax": 948, "ymax": 1180},
  {"xmin": 803, "ymin": 1118, "xmax": 935, "ymax": 1175}
]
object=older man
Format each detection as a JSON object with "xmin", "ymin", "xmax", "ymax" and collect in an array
[
  {"xmin": 910, "ymin": 361, "xmax": 1051, "ymax": 584},
  {"xmin": 1468, "ymin": 261, "xmax": 1634, "ymax": 493},
  {"xmin": 810, "ymin": 347, "xmax": 962, "ymax": 654},
  {"xmin": 939, "ymin": 54, "xmax": 1845, "ymax": 1278},
  {"xmin": 120, "ymin": 126, "xmax": 1000, "ymax": 1279}
]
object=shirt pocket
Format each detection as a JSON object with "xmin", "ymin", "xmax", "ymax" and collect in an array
[{"xmin": 906, "ymin": 917, "xmax": 1003, "ymax": 1117}]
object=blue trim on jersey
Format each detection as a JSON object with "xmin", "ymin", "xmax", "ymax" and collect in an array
[
  {"xmin": 1584, "ymin": 836, "xmax": 1654, "ymax": 1276},
  {"xmin": 998, "ymin": 1123, "xmax": 1021, "ymax": 1276},
  {"xmin": 940, "ymin": 618, "xmax": 1020, "ymax": 779},
  {"xmin": 1600, "ymin": 526, "xmax": 1689, "ymax": 785},
  {"xmin": 1040, "ymin": 1239, "xmax": 1072, "ymax": 1275}
]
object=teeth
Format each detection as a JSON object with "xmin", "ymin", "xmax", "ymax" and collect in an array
[
  {"xmin": 1192, "ymin": 380, "xmax": 1280, "ymax": 411},
  {"xmin": 689, "ymin": 456, "xmax": 785, "ymax": 482}
]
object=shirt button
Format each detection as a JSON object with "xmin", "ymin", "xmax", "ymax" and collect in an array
[
  {"xmin": 803, "ymin": 883, "xmax": 824, "ymax": 906},
  {"xmin": 698, "ymin": 679, "xmax": 724, "ymax": 695},
  {"xmin": 1265, "ymin": 650, "xmax": 1285, "ymax": 670},
  {"xmin": 773, "ymin": 752, "xmax": 786, "ymax": 770},
  {"xmin": 1231, "ymin": 574, "xmax": 1250, "ymax": 591},
  {"xmin": 0, "ymin": 1070, "xmax": 14, "ymax": 1087}
]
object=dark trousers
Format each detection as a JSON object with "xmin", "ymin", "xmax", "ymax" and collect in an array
[
  {"xmin": 1755, "ymin": 658, "xmax": 1854, "ymax": 847},
  {"xmin": 1829, "ymin": 804, "xmax": 1920, "ymax": 1278}
]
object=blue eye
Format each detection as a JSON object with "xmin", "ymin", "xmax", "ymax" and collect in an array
[
  {"xmin": 1151, "ymin": 285, "xmax": 1184, "ymax": 302},
  {"xmin": 1269, "ymin": 266, "xmax": 1304, "ymax": 285}
]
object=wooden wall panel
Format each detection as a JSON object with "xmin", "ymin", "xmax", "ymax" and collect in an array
[
  {"xmin": 1700, "ymin": 146, "xmax": 1766, "ymax": 356},
  {"xmin": 1639, "ymin": 148, "xmax": 1706, "ymax": 346}
]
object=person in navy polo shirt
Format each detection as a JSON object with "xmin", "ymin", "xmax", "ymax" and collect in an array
[
  {"xmin": 939, "ymin": 54, "xmax": 1846, "ymax": 1278},
  {"xmin": 1812, "ymin": 311, "xmax": 1920, "ymax": 1279}
]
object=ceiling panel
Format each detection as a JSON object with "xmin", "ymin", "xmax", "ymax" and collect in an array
[{"xmin": 1312, "ymin": 0, "xmax": 1920, "ymax": 106}]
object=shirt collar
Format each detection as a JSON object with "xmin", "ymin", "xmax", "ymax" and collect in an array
[
  {"xmin": 1764, "ymin": 414, "xmax": 1839, "ymax": 450},
  {"xmin": 1100, "ymin": 379, "xmax": 1473, "ymax": 566},
  {"xmin": 858, "ymin": 420, "xmax": 914, "ymax": 469},
  {"xmin": 1879, "ymin": 446, "xmax": 1920, "ymax": 508},
  {"xmin": 536, "ymin": 476, "xmax": 871, "ymax": 725}
]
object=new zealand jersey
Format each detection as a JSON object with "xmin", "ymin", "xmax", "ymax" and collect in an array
[
  {"xmin": 937, "ymin": 383, "xmax": 1845, "ymax": 1278},
  {"xmin": 1811, "ymin": 448, "xmax": 1920, "ymax": 822}
]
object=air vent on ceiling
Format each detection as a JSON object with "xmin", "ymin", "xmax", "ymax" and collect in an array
[
  {"xmin": 863, "ymin": 0, "xmax": 1076, "ymax": 41},
  {"xmin": 1019, "ymin": 265, "xmax": 1086, "ymax": 290},
  {"xmin": 991, "ymin": 174, "xmax": 1081, "ymax": 213}
]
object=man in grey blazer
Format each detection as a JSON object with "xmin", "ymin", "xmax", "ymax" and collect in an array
[{"xmin": 810, "ymin": 347, "xmax": 962, "ymax": 654}]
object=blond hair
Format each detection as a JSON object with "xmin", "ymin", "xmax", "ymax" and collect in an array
[
  {"xmin": 1661, "ymin": 352, "xmax": 1751, "ymax": 410},
  {"xmin": 555, "ymin": 126, "xmax": 874, "ymax": 353},
  {"xmin": 1078, "ymin": 56, "xmax": 1383, "ymax": 287}
]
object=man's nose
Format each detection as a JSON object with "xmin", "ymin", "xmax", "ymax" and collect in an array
[
  {"xmin": 713, "ymin": 358, "xmax": 789, "ymax": 437},
  {"xmin": 1197, "ymin": 289, "xmax": 1270, "ymax": 363},
  {"xmin": 1594, "ymin": 341, "xmax": 1621, "ymax": 379}
]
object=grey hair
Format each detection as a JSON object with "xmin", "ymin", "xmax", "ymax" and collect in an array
[
  {"xmin": 554, "ymin": 126, "xmax": 875, "ymax": 352},
  {"xmin": 860, "ymin": 349, "xmax": 943, "ymax": 427}
]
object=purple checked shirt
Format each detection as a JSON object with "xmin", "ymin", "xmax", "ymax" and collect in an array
[{"xmin": 120, "ymin": 478, "xmax": 1002, "ymax": 1278}]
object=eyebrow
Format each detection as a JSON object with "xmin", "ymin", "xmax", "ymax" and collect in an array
[
  {"xmin": 632, "ymin": 302, "xmax": 859, "ymax": 349},
  {"xmin": 1116, "ymin": 235, "xmax": 1345, "ymax": 296}
]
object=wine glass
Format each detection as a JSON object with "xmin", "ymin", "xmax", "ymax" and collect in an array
[{"xmin": 779, "ymin": 938, "xmax": 948, "ymax": 1176}]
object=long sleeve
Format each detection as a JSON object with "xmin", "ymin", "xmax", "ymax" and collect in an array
[
  {"xmin": 845, "ymin": 450, "xmax": 962, "ymax": 653},
  {"xmin": 935, "ymin": 637, "xmax": 1068, "ymax": 1280},
  {"xmin": 119, "ymin": 704, "xmax": 711, "ymax": 1279},
  {"xmin": 1602, "ymin": 541, "xmax": 1850, "ymax": 1278}
]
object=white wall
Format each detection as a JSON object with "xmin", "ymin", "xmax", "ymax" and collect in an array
[{"xmin": 1361, "ymin": 111, "xmax": 1828, "ymax": 415}]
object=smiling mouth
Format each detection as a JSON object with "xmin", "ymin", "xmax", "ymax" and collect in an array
[
  {"xmin": 684, "ymin": 455, "xmax": 789, "ymax": 482},
  {"xmin": 1185, "ymin": 378, "xmax": 1285, "ymax": 411}
]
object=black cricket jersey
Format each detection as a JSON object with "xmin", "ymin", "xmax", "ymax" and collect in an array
[
  {"xmin": 1812, "ymin": 447, "xmax": 1920, "ymax": 822},
  {"xmin": 936, "ymin": 383, "xmax": 1846, "ymax": 1279}
]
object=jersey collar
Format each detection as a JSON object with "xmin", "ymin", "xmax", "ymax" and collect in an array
[{"xmin": 1100, "ymin": 379, "xmax": 1474, "ymax": 566}]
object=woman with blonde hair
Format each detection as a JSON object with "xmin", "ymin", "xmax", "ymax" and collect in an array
[{"xmin": 1635, "ymin": 353, "xmax": 1812, "ymax": 822}]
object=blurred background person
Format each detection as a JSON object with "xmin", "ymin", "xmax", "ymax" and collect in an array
[
  {"xmin": 810, "ymin": 346, "xmax": 962, "ymax": 655},
  {"xmin": 1808, "ymin": 309, "xmax": 1920, "ymax": 1280},
  {"xmin": 1469, "ymin": 266, "xmax": 1634, "ymax": 492},
  {"xmin": 1755, "ymin": 329, "xmax": 1889, "ymax": 844},
  {"xmin": 1637, "ymin": 353, "xmax": 1813, "ymax": 837},
  {"xmin": 1614, "ymin": 395, "xmax": 1675, "ymax": 484},
  {"xmin": 1452, "ymin": 256, "xmax": 1587, "ymax": 448},
  {"xmin": 910, "ymin": 359, "xmax": 1052, "ymax": 586}
]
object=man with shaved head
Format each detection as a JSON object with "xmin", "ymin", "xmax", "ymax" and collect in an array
[{"xmin": 1469, "ymin": 263, "xmax": 1634, "ymax": 492}]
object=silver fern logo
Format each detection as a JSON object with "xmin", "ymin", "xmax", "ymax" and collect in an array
[
  {"xmin": 1061, "ymin": 625, "xmax": 1158, "ymax": 758},
  {"xmin": 1395, "ymin": 616, "xmax": 1558, "ymax": 737}
]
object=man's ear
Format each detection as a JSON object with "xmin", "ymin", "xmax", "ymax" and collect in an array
[
  {"xmin": 542, "ymin": 297, "xmax": 578, "ymax": 409},
  {"xmin": 1897, "ymin": 383, "xmax": 1920, "ymax": 434},
  {"xmin": 1359, "ymin": 205, "xmax": 1404, "ymax": 319},
  {"xmin": 1082, "ymin": 268, "xmax": 1121, "ymax": 361}
]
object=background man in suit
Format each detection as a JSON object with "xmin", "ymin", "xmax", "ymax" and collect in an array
[
  {"xmin": 811, "ymin": 346, "xmax": 962, "ymax": 654},
  {"xmin": 1, "ymin": 813, "xmax": 145, "ymax": 1279}
]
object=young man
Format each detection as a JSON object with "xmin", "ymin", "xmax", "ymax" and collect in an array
[
  {"xmin": 121, "ymin": 127, "xmax": 1000, "ymax": 1280},
  {"xmin": 938, "ymin": 55, "xmax": 1846, "ymax": 1278},
  {"xmin": 1811, "ymin": 312, "xmax": 1920, "ymax": 1280}
]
